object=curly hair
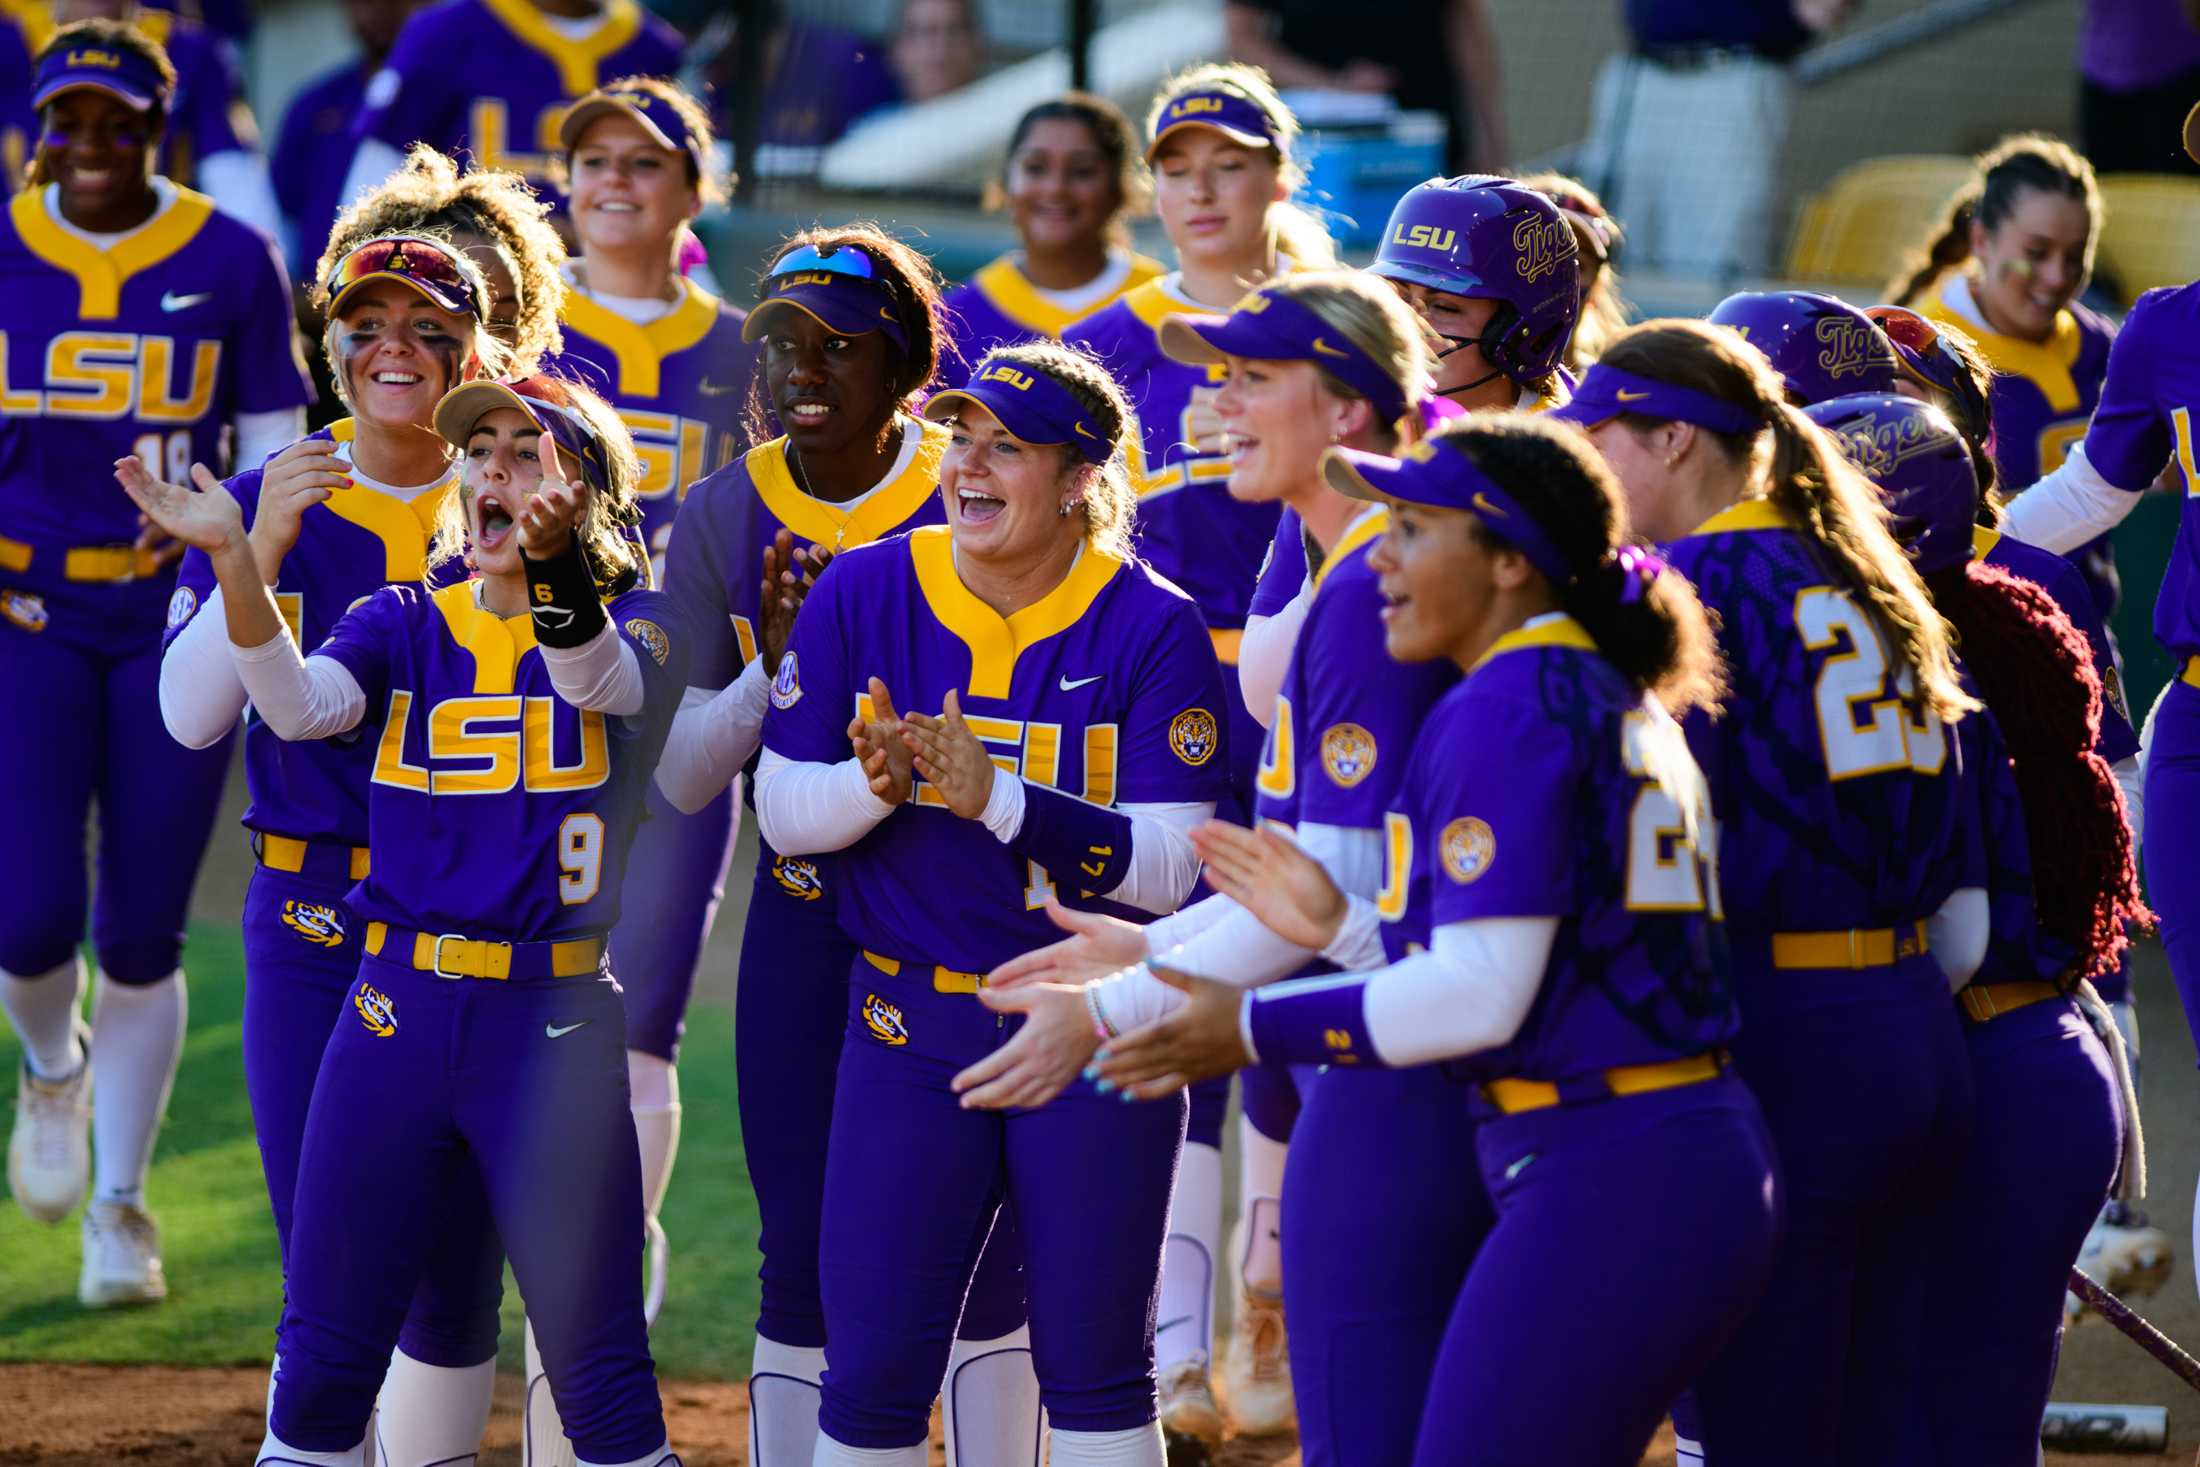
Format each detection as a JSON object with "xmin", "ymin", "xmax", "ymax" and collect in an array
[
  {"xmin": 1928, "ymin": 562, "xmax": 2150, "ymax": 979},
  {"xmin": 748, "ymin": 223, "xmax": 948, "ymax": 443},
  {"xmin": 24, "ymin": 19, "xmax": 178, "ymax": 185},
  {"xmin": 314, "ymin": 144, "xmax": 568, "ymax": 374},
  {"xmin": 963, "ymin": 339, "xmax": 1140, "ymax": 561}
]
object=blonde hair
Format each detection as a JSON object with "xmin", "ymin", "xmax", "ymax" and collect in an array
[
  {"xmin": 1889, "ymin": 133, "xmax": 2101, "ymax": 309},
  {"xmin": 1263, "ymin": 271, "xmax": 1433, "ymax": 447},
  {"xmin": 969, "ymin": 339, "xmax": 1140, "ymax": 561},
  {"xmin": 555, "ymin": 74, "xmax": 728, "ymax": 205},
  {"xmin": 314, "ymin": 144, "xmax": 568, "ymax": 374},
  {"xmin": 429, "ymin": 375, "xmax": 646, "ymax": 593},
  {"xmin": 1517, "ymin": 171, "xmax": 1629, "ymax": 370},
  {"xmin": 1145, "ymin": 62, "xmax": 1337, "ymax": 270}
]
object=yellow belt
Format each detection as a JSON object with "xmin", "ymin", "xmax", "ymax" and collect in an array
[
  {"xmin": 863, "ymin": 948, "xmax": 986, "ymax": 995},
  {"xmin": 1483, "ymin": 1053, "xmax": 1723, "ymax": 1115},
  {"xmin": 1958, "ymin": 980, "xmax": 2061, "ymax": 1024},
  {"xmin": 0, "ymin": 534, "xmax": 164, "ymax": 583},
  {"xmin": 363, "ymin": 921, "xmax": 605, "ymax": 981},
  {"xmin": 1770, "ymin": 920, "xmax": 1930, "ymax": 970},
  {"xmin": 256, "ymin": 833, "xmax": 371, "ymax": 881},
  {"xmin": 1209, "ymin": 628, "xmax": 1242, "ymax": 666},
  {"xmin": 2181, "ymin": 654, "xmax": 2200, "ymax": 691}
]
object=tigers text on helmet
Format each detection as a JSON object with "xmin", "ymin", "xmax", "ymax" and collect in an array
[
  {"xmin": 1707, "ymin": 290, "xmax": 1900, "ymax": 406},
  {"xmin": 1804, "ymin": 392, "xmax": 1979, "ymax": 574}
]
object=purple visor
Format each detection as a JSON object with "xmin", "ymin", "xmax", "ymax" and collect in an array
[
  {"xmin": 924, "ymin": 356, "xmax": 1111, "ymax": 463},
  {"xmin": 33, "ymin": 40, "xmax": 168, "ymax": 112},
  {"xmin": 1159, "ymin": 287, "xmax": 1411, "ymax": 428},
  {"xmin": 1550, "ymin": 363, "xmax": 1761, "ymax": 435},
  {"xmin": 742, "ymin": 243, "xmax": 909, "ymax": 353},
  {"xmin": 559, "ymin": 85, "xmax": 709, "ymax": 182},
  {"xmin": 434, "ymin": 377, "xmax": 614, "ymax": 495},
  {"xmin": 1322, "ymin": 438, "xmax": 1575, "ymax": 586},
  {"xmin": 1145, "ymin": 88, "xmax": 1278, "ymax": 161}
]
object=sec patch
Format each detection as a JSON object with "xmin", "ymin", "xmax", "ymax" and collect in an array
[
  {"xmin": 166, "ymin": 585, "xmax": 198, "ymax": 630},
  {"xmin": 1320, "ymin": 723, "xmax": 1377, "ymax": 787},
  {"xmin": 862, "ymin": 993, "xmax": 909, "ymax": 1046},
  {"xmin": 1169, "ymin": 707, "xmax": 1219, "ymax": 766},
  {"xmin": 1439, "ymin": 817, "xmax": 1495, "ymax": 884},
  {"xmin": 770, "ymin": 651, "xmax": 803, "ymax": 709},
  {"xmin": 625, "ymin": 618, "xmax": 670, "ymax": 667}
]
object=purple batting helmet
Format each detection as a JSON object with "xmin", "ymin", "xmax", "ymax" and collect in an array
[
  {"xmin": 1805, "ymin": 393, "xmax": 1980, "ymax": 573},
  {"xmin": 1369, "ymin": 175, "xmax": 1582, "ymax": 386},
  {"xmin": 1708, "ymin": 290, "xmax": 1901, "ymax": 405}
]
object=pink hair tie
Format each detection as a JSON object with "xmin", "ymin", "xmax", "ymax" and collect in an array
[
  {"xmin": 1418, "ymin": 395, "xmax": 1467, "ymax": 431},
  {"xmin": 676, "ymin": 228, "xmax": 709, "ymax": 278}
]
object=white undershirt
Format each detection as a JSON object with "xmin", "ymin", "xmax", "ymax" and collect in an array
[{"xmin": 1023, "ymin": 248, "xmax": 1135, "ymax": 315}]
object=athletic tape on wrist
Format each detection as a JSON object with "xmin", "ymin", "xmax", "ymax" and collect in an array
[{"xmin": 521, "ymin": 541, "xmax": 608, "ymax": 648}]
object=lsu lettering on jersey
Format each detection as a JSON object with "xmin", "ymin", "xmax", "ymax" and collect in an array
[
  {"xmin": 312, "ymin": 579, "xmax": 685, "ymax": 941},
  {"xmin": 936, "ymin": 251, "xmax": 1165, "ymax": 389},
  {"xmin": 353, "ymin": 0, "xmax": 681, "ymax": 206},
  {"xmin": 1365, "ymin": 616, "xmax": 1733, "ymax": 1081},
  {"xmin": 763, "ymin": 526, "xmax": 1231, "ymax": 973},
  {"xmin": 1664, "ymin": 499, "xmax": 1973, "ymax": 934},
  {"xmin": 1065, "ymin": 279, "xmax": 1282, "ymax": 642},
  {"xmin": 544, "ymin": 279, "xmax": 756, "ymax": 586},
  {"xmin": 164, "ymin": 420, "xmax": 459, "ymax": 849}
]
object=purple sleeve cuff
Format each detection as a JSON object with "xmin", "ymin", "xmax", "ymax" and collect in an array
[
  {"xmin": 1008, "ymin": 781, "xmax": 1135, "ymax": 895},
  {"xmin": 1246, "ymin": 975, "xmax": 1382, "ymax": 1068}
]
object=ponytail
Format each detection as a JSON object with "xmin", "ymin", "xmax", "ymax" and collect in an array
[
  {"xmin": 1888, "ymin": 133, "xmax": 2101, "ymax": 308},
  {"xmin": 1890, "ymin": 186, "xmax": 1979, "ymax": 308}
]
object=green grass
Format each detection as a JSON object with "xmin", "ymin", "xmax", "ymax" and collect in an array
[{"xmin": 0, "ymin": 923, "xmax": 761, "ymax": 1380}]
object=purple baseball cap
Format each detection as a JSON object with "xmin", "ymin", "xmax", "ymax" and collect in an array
[
  {"xmin": 924, "ymin": 355, "xmax": 1112, "ymax": 464},
  {"xmin": 1549, "ymin": 362, "xmax": 1762, "ymax": 435},
  {"xmin": 1159, "ymin": 285, "xmax": 1412, "ymax": 429},
  {"xmin": 1146, "ymin": 88, "xmax": 1279, "ymax": 161},
  {"xmin": 33, "ymin": 38, "xmax": 169, "ymax": 112},
  {"xmin": 1322, "ymin": 437, "xmax": 1575, "ymax": 586},
  {"xmin": 742, "ymin": 241, "xmax": 909, "ymax": 353},
  {"xmin": 434, "ymin": 376, "xmax": 615, "ymax": 495},
  {"xmin": 559, "ymin": 83, "xmax": 708, "ymax": 183}
]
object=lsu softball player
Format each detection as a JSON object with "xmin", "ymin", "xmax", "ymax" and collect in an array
[
  {"xmin": 756, "ymin": 338, "xmax": 1228, "ymax": 1467},
  {"xmin": 1806, "ymin": 392, "xmax": 2139, "ymax": 1460},
  {"xmin": 1091, "ymin": 414, "xmax": 1780, "ymax": 1467},
  {"xmin": 1893, "ymin": 135, "xmax": 2120, "ymax": 617},
  {"xmin": 1516, "ymin": 172, "xmax": 1627, "ymax": 373},
  {"xmin": 937, "ymin": 92, "xmax": 1163, "ymax": 389},
  {"xmin": 1555, "ymin": 324, "xmax": 1979, "ymax": 1465},
  {"xmin": 1706, "ymin": 289, "xmax": 1902, "ymax": 405},
  {"xmin": 547, "ymin": 73, "xmax": 756, "ymax": 1354},
  {"xmin": 1062, "ymin": 62, "xmax": 1336, "ymax": 1435},
  {"xmin": 0, "ymin": 21, "xmax": 310, "ymax": 1305},
  {"xmin": 653, "ymin": 229, "xmax": 1033, "ymax": 1467},
  {"xmin": 159, "ymin": 229, "xmax": 526, "ymax": 1467},
  {"xmin": 123, "ymin": 372, "xmax": 684, "ymax": 1467}
]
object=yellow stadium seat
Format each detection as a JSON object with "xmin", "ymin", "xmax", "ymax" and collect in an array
[
  {"xmin": 1783, "ymin": 155, "xmax": 1978, "ymax": 286},
  {"xmin": 2097, "ymin": 175, "xmax": 2200, "ymax": 301}
]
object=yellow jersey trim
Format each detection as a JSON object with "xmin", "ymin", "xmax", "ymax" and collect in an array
[
  {"xmin": 907, "ymin": 524, "xmax": 1125, "ymax": 699},
  {"xmin": 315, "ymin": 419, "xmax": 454, "ymax": 580},
  {"xmin": 1921, "ymin": 293, "xmax": 2083, "ymax": 414},
  {"xmin": 1, "ymin": 0, "xmax": 53, "ymax": 51},
  {"xmin": 8, "ymin": 185, "xmax": 216, "ymax": 320},
  {"xmin": 971, "ymin": 253, "xmax": 1168, "ymax": 339},
  {"xmin": 1121, "ymin": 277, "xmax": 1209, "ymax": 332},
  {"xmin": 747, "ymin": 419, "xmax": 947, "ymax": 550},
  {"xmin": 1470, "ymin": 612, "xmax": 1597, "ymax": 672},
  {"xmin": 477, "ymin": 0, "xmax": 642, "ymax": 95},
  {"xmin": 559, "ymin": 279, "xmax": 722, "ymax": 398},
  {"xmin": 1687, "ymin": 496, "xmax": 1795, "ymax": 537},
  {"xmin": 1972, "ymin": 525, "xmax": 2001, "ymax": 559},
  {"xmin": 1312, "ymin": 508, "xmax": 1388, "ymax": 592},
  {"xmin": 432, "ymin": 581, "xmax": 538, "ymax": 696}
]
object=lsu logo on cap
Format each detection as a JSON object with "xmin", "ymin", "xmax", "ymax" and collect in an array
[
  {"xmin": 1232, "ymin": 288, "xmax": 1276, "ymax": 314},
  {"xmin": 1439, "ymin": 816, "xmax": 1495, "ymax": 884},
  {"xmin": 1815, "ymin": 316, "xmax": 1896, "ymax": 381},
  {"xmin": 1391, "ymin": 223, "xmax": 1457, "ymax": 253},
  {"xmin": 165, "ymin": 585, "xmax": 197, "ymax": 630},
  {"xmin": 354, "ymin": 983, "xmax": 397, "ymax": 1037},
  {"xmin": 770, "ymin": 651, "xmax": 803, "ymax": 709},
  {"xmin": 1319, "ymin": 723, "xmax": 1377, "ymax": 788},
  {"xmin": 281, "ymin": 901, "xmax": 347, "ymax": 948},
  {"xmin": 977, "ymin": 364, "xmax": 1035, "ymax": 391},
  {"xmin": 66, "ymin": 48, "xmax": 122, "ymax": 69},
  {"xmin": 1, "ymin": 589, "xmax": 48, "ymax": 633},
  {"xmin": 773, "ymin": 856, "xmax": 825, "ymax": 901},
  {"xmin": 862, "ymin": 993, "xmax": 909, "ymax": 1046},
  {"xmin": 1170, "ymin": 95, "xmax": 1225, "ymax": 118},
  {"xmin": 775, "ymin": 271, "xmax": 837, "ymax": 290},
  {"xmin": 1513, "ymin": 214, "xmax": 1578, "ymax": 284},
  {"xmin": 1169, "ymin": 707, "xmax": 1219, "ymax": 767},
  {"xmin": 624, "ymin": 617, "xmax": 670, "ymax": 667}
]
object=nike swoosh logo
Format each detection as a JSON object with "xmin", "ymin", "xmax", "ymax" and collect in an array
[
  {"xmin": 161, "ymin": 291, "xmax": 212, "ymax": 312},
  {"xmin": 1471, "ymin": 491, "xmax": 1506, "ymax": 517},
  {"xmin": 1615, "ymin": 388, "xmax": 1651, "ymax": 402},
  {"xmin": 1073, "ymin": 422, "xmax": 1098, "ymax": 439},
  {"xmin": 1311, "ymin": 337, "xmax": 1350, "ymax": 359},
  {"xmin": 545, "ymin": 1022, "xmax": 589, "ymax": 1039},
  {"xmin": 1058, "ymin": 674, "xmax": 1103, "ymax": 691}
]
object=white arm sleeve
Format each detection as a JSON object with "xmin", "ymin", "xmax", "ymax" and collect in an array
[
  {"xmin": 233, "ymin": 408, "xmax": 307, "ymax": 475},
  {"xmin": 539, "ymin": 623, "xmax": 644, "ymax": 716},
  {"xmin": 197, "ymin": 150, "xmax": 287, "ymax": 252},
  {"xmin": 754, "ymin": 747, "xmax": 895, "ymax": 854},
  {"xmin": 338, "ymin": 138, "xmax": 407, "ymax": 217},
  {"xmin": 2113, "ymin": 754, "xmax": 2145, "ymax": 846},
  {"xmin": 1926, "ymin": 886, "xmax": 1990, "ymax": 992},
  {"xmin": 1998, "ymin": 445, "xmax": 2143, "ymax": 554},
  {"xmin": 1321, "ymin": 895, "xmax": 1387, "ymax": 971},
  {"xmin": 159, "ymin": 588, "xmax": 251, "ymax": 748},
  {"xmin": 655, "ymin": 661, "xmax": 769, "ymax": 814},
  {"xmin": 973, "ymin": 775, "xmax": 1213, "ymax": 915},
  {"xmin": 230, "ymin": 632, "xmax": 365, "ymax": 740},
  {"xmin": 1236, "ymin": 585, "xmax": 1310, "ymax": 730},
  {"xmin": 1141, "ymin": 893, "xmax": 1236, "ymax": 955}
]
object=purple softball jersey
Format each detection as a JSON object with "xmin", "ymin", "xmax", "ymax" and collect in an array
[{"xmin": 936, "ymin": 252, "xmax": 1164, "ymax": 389}]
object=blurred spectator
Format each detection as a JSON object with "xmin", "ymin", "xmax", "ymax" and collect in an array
[
  {"xmin": 1223, "ymin": 0, "xmax": 1506, "ymax": 172},
  {"xmin": 341, "ymin": 0, "xmax": 684, "ymax": 217},
  {"xmin": 892, "ymin": 0, "xmax": 983, "ymax": 105},
  {"xmin": 696, "ymin": 0, "xmax": 899, "ymax": 178},
  {"xmin": 1578, "ymin": 0, "xmax": 1857, "ymax": 281},
  {"xmin": 273, "ymin": 0, "xmax": 422, "ymax": 281},
  {"xmin": 139, "ymin": 0, "xmax": 250, "ymax": 44},
  {"xmin": 0, "ymin": 7, "xmax": 32, "ymax": 196},
  {"xmin": 2079, "ymin": 0, "xmax": 2200, "ymax": 177}
]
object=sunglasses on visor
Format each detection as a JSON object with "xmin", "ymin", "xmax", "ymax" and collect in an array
[{"xmin": 324, "ymin": 236, "xmax": 484, "ymax": 318}]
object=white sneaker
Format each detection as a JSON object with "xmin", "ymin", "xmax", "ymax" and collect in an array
[
  {"xmin": 1222, "ymin": 1290, "xmax": 1295, "ymax": 1436},
  {"xmin": 79, "ymin": 1198, "xmax": 167, "ymax": 1307},
  {"xmin": 8, "ymin": 1037, "xmax": 91, "ymax": 1223},
  {"xmin": 1157, "ymin": 1354, "xmax": 1224, "ymax": 1452}
]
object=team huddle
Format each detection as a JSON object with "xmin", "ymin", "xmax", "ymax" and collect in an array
[{"xmin": 5, "ymin": 8, "xmax": 2200, "ymax": 1467}]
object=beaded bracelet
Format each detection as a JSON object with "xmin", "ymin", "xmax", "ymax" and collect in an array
[{"xmin": 1085, "ymin": 981, "xmax": 1119, "ymax": 1042}]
